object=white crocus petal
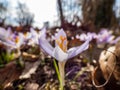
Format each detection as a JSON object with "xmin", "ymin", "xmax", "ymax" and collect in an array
[
  {"xmin": 52, "ymin": 46, "xmax": 68, "ymax": 62},
  {"xmin": 55, "ymin": 29, "xmax": 66, "ymax": 40},
  {"xmin": 0, "ymin": 40, "xmax": 16, "ymax": 48},
  {"xmin": 30, "ymin": 28, "xmax": 39, "ymax": 44},
  {"xmin": 39, "ymin": 38, "xmax": 54, "ymax": 56},
  {"xmin": 40, "ymin": 28, "xmax": 47, "ymax": 39},
  {"xmin": 24, "ymin": 32, "xmax": 32, "ymax": 40},
  {"xmin": 30, "ymin": 28, "xmax": 38, "ymax": 36},
  {"xmin": 0, "ymin": 27, "xmax": 9, "ymax": 41},
  {"xmin": 18, "ymin": 33, "xmax": 25, "ymax": 45},
  {"xmin": 55, "ymin": 29, "xmax": 68, "ymax": 52},
  {"xmin": 67, "ymin": 39, "xmax": 90, "ymax": 59},
  {"xmin": 107, "ymin": 36, "xmax": 115, "ymax": 43},
  {"xmin": 6, "ymin": 28, "xmax": 12, "ymax": 36}
]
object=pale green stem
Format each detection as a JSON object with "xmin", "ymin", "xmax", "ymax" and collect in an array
[
  {"xmin": 17, "ymin": 48, "xmax": 21, "ymax": 57},
  {"xmin": 58, "ymin": 61, "xmax": 66, "ymax": 89},
  {"xmin": 14, "ymin": 48, "xmax": 21, "ymax": 59},
  {"xmin": 53, "ymin": 59, "xmax": 66, "ymax": 90}
]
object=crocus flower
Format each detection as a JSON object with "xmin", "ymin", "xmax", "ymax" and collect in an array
[
  {"xmin": 22, "ymin": 32, "xmax": 32, "ymax": 44},
  {"xmin": 0, "ymin": 27, "xmax": 16, "ymax": 48},
  {"xmin": 97, "ymin": 29, "xmax": 115, "ymax": 44},
  {"xmin": 11, "ymin": 32, "xmax": 25, "ymax": 48},
  {"xmin": 39, "ymin": 29, "xmax": 92, "ymax": 87},
  {"xmin": 28, "ymin": 28, "xmax": 41, "ymax": 46},
  {"xmin": 0, "ymin": 27, "xmax": 12, "ymax": 40},
  {"xmin": 0, "ymin": 28, "xmax": 23, "ymax": 49},
  {"xmin": 0, "ymin": 27, "xmax": 24, "ymax": 58},
  {"xmin": 79, "ymin": 32, "xmax": 97, "ymax": 41},
  {"xmin": 39, "ymin": 29, "xmax": 91, "ymax": 61}
]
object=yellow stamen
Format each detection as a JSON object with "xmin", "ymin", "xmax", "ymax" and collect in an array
[
  {"xmin": 56, "ymin": 36, "xmax": 68, "ymax": 52},
  {"xmin": 15, "ymin": 36, "xmax": 19, "ymax": 43},
  {"xmin": 24, "ymin": 32, "xmax": 27, "ymax": 37}
]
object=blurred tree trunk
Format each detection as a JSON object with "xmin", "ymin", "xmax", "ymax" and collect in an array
[
  {"xmin": 81, "ymin": 0, "xmax": 118, "ymax": 30},
  {"xmin": 57, "ymin": 0, "xmax": 64, "ymax": 28}
]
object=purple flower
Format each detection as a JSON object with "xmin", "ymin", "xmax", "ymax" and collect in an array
[
  {"xmin": 11, "ymin": 32, "xmax": 25, "ymax": 48},
  {"xmin": 29, "ymin": 28, "xmax": 42, "ymax": 45},
  {"xmin": 0, "ymin": 27, "xmax": 16, "ymax": 47},
  {"xmin": 39, "ymin": 29, "xmax": 91, "ymax": 62},
  {"xmin": 79, "ymin": 32, "xmax": 97, "ymax": 41},
  {"xmin": 97, "ymin": 29, "xmax": 115, "ymax": 44},
  {"xmin": 0, "ymin": 27, "xmax": 25, "ymax": 49},
  {"xmin": 39, "ymin": 29, "xmax": 92, "ymax": 87}
]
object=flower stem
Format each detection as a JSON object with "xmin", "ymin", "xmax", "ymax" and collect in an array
[
  {"xmin": 58, "ymin": 62, "xmax": 66, "ymax": 87},
  {"xmin": 53, "ymin": 59, "xmax": 65, "ymax": 90}
]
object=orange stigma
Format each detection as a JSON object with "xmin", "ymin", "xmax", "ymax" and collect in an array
[
  {"xmin": 56, "ymin": 36, "xmax": 68, "ymax": 52},
  {"xmin": 15, "ymin": 36, "xmax": 19, "ymax": 43}
]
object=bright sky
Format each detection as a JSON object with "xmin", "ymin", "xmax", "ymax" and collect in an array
[
  {"xmin": 10, "ymin": 0, "xmax": 57, "ymax": 28},
  {"xmin": 114, "ymin": 0, "xmax": 120, "ymax": 18},
  {"xmin": 6, "ymin": 0, "xmax": 120, "ymax": 28},
  {"xmin": 116, "ymin": 0, "xmax": 120, "ymax": 6}
]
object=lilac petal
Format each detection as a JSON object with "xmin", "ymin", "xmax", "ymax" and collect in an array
[
  {"xmin": 39, "ymin": 38, "xmax": 54, "ymax": 56},
  {"xmin": 38, "ymin": 28, "xmax": 54, "ymax": 56},
  {"xmin": 25, "ymin": 32, "xmax": 32, "ymax": 40},
  {"xmin": 67, "ymin": 39, "xmax": 91, "ymax": 59},
  {"xmin": 55, "ymin": 29, "xmax": 67, "ymax": 40},
  {"xmin": 30, "ymin": 28, "xmax": 37, "ymax": 35},
  {"xmin": 99, "ymin": 29, "xmax": 108, "ymax": 34},
  {"xmin": 30, "ymin": 28, "xmax": 38, "ymax": 38},
  {"xmin": 52, "ymin": 46, "xmax": 68, "ymax": 62},
  {"xmin": 0, "ymin": 40, "xmax": 15, "ymax": 47},
  {"xmin": 16, "ymin": 34, "xmax": 25, "ymax": 48},
  {"xmin": 0, "ymin": 27, "xmax": 6, "ymax": 34},
  {"xmin": 106, "ymin": 35, "xmax": 115, "ymax": 43},
  {"xmin": 6, "ymin": 28, "xmax": 12, "ymax": 36},
  {"xmin": 0, "ymin": 27, "xmax": 8, "ymax": 39},
  {"xmin": 110, "ymin": 36, "xmax": 120, "ymax": 44},
  {"xmin": 40, "ymin": 28, "xmax": 47, "ymax": 38},
  {"xmin": 55, "ymin": 29, "xmax": 67, "ymax": 47}
]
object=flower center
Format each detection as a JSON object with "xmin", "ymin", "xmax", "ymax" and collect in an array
[
  {"xmin": 24, "ymin": 32, "xmax": 27, "ymax": 37},
  {"xmin": 15, "ymin": 36, "xmax": 19, "ymax": 43},
  {"xmin": 56, "ymin": 36, "xmax": 68, "ymax": 52}
]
